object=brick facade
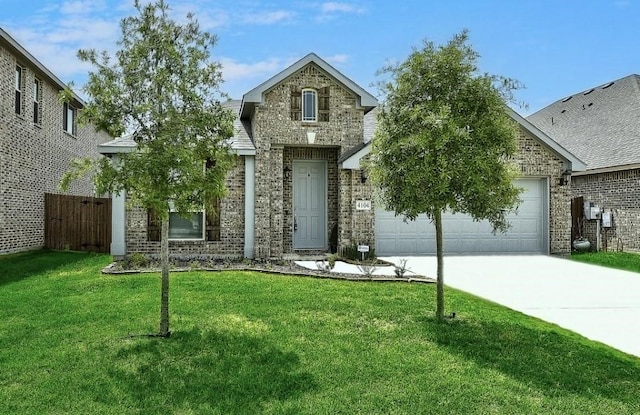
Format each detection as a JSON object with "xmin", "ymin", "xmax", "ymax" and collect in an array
[
  {"xmin": 251, "ymin": 63, "xmax": 367, "ymax": 258},
  {"xmin": 339, "ymin": 169, "xmax": 375, "ymax": 252},
  {"xmin": 0, "ymin": 43, "xmax": 111, "ymax": 254},
  {"xmin": 124, "ymin": 156, "xmax": 247, "ymax": 258},
  {"xmin": 572, "ymin": 169, "xmax": 640, "ymax": 252},
  {"xmin": 117, "ymin": 58, "xmax": 573, "ymax": 259},
  {"xmin": 514, "ymin": 129, "xmax": 572, "ymax": 255}
]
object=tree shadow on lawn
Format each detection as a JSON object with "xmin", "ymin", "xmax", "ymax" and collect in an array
[
  {"xmin": 429, "ymin": 317, "xmax": 640, "ymax": 402},
  {"xmin": 107, "ymin": 327, "xmax": 317, "ymax": 413},
  {"xmin": 0, "ymin": 250, "xmax": 94, "ymax": 286}
]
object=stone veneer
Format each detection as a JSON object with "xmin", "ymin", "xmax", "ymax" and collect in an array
[
  {"xmin": 251, "ymin": 63, "xmax": 368, "ymax": 259},
  {"xmin": 0, "ymin": 45, "xmax": 111, "ymax": 254},
  {"xmin": 124, "ymin": 156, "xmax": 247, "ymax": 258},
  {"xmin": 572, "ymin": 168, "xmax": 640, "ymax": 252},
  {"xmin": 513, "ymin": 128, "xmax": 572, "ymax": 255}
]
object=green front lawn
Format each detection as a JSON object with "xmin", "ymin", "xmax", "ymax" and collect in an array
[
  {"xmin": 571, "ymin": 251, "xmax": 640, "ymax": 273},
  {"xmin": 1, "ymin": 251, "xmax": 639, "ymax": 414}
]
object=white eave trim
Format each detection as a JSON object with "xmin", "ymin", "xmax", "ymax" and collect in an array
[
  {"xmin": 340, "ymin": 144, "xmax": 370, "ymax": 169},
  {"xmin": 572, "ymin": 163, "xmax": 640, "ymax": 176},
  {"xmin": 98, "ymin": 143, "xmax": 256, "ymax": 156}
]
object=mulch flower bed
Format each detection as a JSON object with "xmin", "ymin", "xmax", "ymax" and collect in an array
[{"xmin": 103, "ymin": 258, "xmax": 433, "ymax": 283}]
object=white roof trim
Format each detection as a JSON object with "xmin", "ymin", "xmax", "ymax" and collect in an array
[
  {"xmin": 98, "ymin": 135, "xmax": 256, "ymax": 156},
  {"xmin": 572, "ymin": 163, "xmax": 640, "ymax": 176},
  {"xmin": 340, "ymin": 144, "xmax": 371, "ymax": 169}
]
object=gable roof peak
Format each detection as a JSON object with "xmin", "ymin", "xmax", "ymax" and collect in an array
[{"xmin": 240, "ymin": 52, "xmax": 377, "ymax": 119}]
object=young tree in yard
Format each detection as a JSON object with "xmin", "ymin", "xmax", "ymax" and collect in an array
[
  {"xmin": 61, "ymin": 0, "xmax": 235, "ymax": 337},
  {"xmin": 367, "ymin": 30, "xmax": 522, "ymax": 321}
]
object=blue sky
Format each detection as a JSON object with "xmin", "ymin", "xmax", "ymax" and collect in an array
[{"xmin": 1, "ymin": 0, "xmax": 638, "ymax": 115}]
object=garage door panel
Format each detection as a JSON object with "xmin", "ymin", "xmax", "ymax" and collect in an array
[{"xmin": 375, "ymin": 178, "xmax": 547, "ymax": 255}]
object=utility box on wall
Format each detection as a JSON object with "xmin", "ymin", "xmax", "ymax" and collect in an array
[
  {"xmin": 602, "ymin": 211, "xmax": 612, "ymax": 228},
  {"xmin": 583, "ymin": 201, "xmax": 601, "ymax": 220}
]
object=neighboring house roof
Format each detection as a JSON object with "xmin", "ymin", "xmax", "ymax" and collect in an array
[
  {"xmin": 98, "ymin": 100, "xmax": 257, "ymax": 156},
  {"xmin": 240, "ymin": 53, "xmax": 378, "ymax": 119},
  {"xmin": 0, "ymin": 27, "xmax": 85, "ymax": 107},
  {"xmin": 340, "ymin": 108, "xmax": 586, "ymax": 172},
  {"xmin": 363, "ymin": 107, "xmax": 378, "ymax": 143},
  {"xmin": 527, "ymin": 74, "xmax": 640, "ymax": 172}
]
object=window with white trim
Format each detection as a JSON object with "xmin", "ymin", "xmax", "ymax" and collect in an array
[
  {"xmin": 63, "ymin": 102, "xmax": 77, "ymax": 135},
  {"xmin": 15, "ymin": 65, "xmax": 24, "ymax": 115},
  {"xmin": 33, "ymin": 78, "xmax": 42, "ymax": 125},
  {"xmin": 302, "ymin": 88, "xmax": 317, "ymax": 122},
  {"xmin": 168, "ymin": 210, "xmax": 205, "ymax": 240}
]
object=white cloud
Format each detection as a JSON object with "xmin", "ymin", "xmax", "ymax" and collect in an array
[
  {"xmin": 320, "ymin": 2, "xmax": 365, "ymax": 14},
  {"xmin": 169, "ymin": 3, "xmax": 230, "ymax": 30},
  {"xmin": 241, "ymin": 10, "xmax": 296, "ymax": 25},
  {"xmin": 220, "ymin": 57, "xmax": 294, "ymax": 82},
  {"xmin": 325, "ymin": 54, "xmax": 349, "ymax": 65},
  {"xmin": 60, "ymin": 0, "xmax": 105, "ymax": 15}
]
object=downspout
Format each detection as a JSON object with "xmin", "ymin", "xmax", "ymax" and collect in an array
[{"xmin": 244, "ymin": 155, "xmax": 255, "ymax": 258}]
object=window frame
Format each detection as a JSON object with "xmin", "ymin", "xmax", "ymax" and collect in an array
[
  {"xmin": 168, "ymin": 203, "xmax": 206, "ymax": 241},
  {"xmin": 63, "ymin": 102, "xmax": 77, "ymax": 136},
  {"xmin": 15, "ymin": 65, "xmax": 24, "ymax": 115},
  {"xmin": 301, "ymin": 88, "xmax": 317, "ymax": 122},
  {"xmin": 33, "ymin": 78, "xmax": 42, "ymax": 125}
]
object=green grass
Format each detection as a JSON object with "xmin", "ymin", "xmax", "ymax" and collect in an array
[
  {"xmin": 1, "ymin": 251, "xmax": 640, "ymax": 414},
  {"xmin": 571, "ymin": 251, "xmax": 640, "ymax": 273}
]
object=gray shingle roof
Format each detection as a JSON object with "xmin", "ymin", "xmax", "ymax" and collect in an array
[
  {"xmin": 222, "ymin": 99, "xmax": 256, "ymax": 154},
  {"xmin": 527, "ymin": 74, "xmax": 640, "ymax": 171},
  {"xmin": 98, "ymin": 100, "xmax": 256, "ymax": 155}
]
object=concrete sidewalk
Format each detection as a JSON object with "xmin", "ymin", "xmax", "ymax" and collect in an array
[{"xmin": 381, "ymin": 255, "xmax": 640, "ymax": 358}]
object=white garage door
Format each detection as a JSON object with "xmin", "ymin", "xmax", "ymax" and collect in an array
[{"xmin": 375, "ymin": 178, "xmax": 548, "ymax": 255}]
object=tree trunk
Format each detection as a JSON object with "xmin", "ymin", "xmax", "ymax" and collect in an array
[
  {"xmin": 434, "ymin": 209, "xmax": 445, "ymax": 321},
  {"xmin": 159, "ymin": 218, "xmax": 171, "ymax": 337}
]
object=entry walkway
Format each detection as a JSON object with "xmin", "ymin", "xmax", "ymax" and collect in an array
[{"xmin": 381, "ymin": 255, "xmax": 640, "ymax": 358}]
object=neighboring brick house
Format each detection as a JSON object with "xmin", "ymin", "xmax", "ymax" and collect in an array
[
  {"xmin": 528, "ymin": 74, "xmax": 640, "ymax": 252},
  {"xmin": 0, "ymin": 28, "xmax": 112, "ymax": 255},
  {"xmin": 101, "ymin": 53, "xmax": 585, "ymax": 259}
]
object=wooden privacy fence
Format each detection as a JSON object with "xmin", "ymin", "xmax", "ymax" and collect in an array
[{"xmin": 45, "ymin": 193, "xmax": 111, "ymax": 253}]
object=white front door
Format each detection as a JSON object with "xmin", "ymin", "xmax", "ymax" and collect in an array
[{"xmin": 293, "ymin": 161, "xmax": 327, "ymax": 249}]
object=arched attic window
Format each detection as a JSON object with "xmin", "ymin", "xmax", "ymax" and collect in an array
[
  {"xmin": 302, "ymin": 88, "xmax": 317, "ymax": 121},
  {"xmin": 291, "ymin": 86, "xmax": 330, "ymax": 122}
]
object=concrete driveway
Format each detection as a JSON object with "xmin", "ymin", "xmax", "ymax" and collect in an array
[{"xmin": 381, "ymin": 255, "xmax": 640, "ymax": 358}]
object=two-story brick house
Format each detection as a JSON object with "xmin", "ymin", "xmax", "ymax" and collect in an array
[
  {"xmin": 101, "ymin": 53, "xmax": 585, "ymax": 259},
  {"xmin": 0, "ymin": 28, "xmax": 112, "ymax": 254}
]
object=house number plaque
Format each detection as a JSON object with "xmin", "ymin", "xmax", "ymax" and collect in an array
[{"xmin": 355, "ymin": 200, "xmax": 371, "ymax": 211}]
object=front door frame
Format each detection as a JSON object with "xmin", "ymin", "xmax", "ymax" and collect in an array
[{"xmin": 292, "ymin": 160, "xmax": 328, "ymax": 249}]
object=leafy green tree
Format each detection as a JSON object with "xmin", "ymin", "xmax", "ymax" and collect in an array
[
  {"xmin": 368, "ymin": 30, "xmax": 522, "ymax": 320},
  {"xmin": 62, "ymin": 0, "xmax": 235, "ymax": 337}
]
